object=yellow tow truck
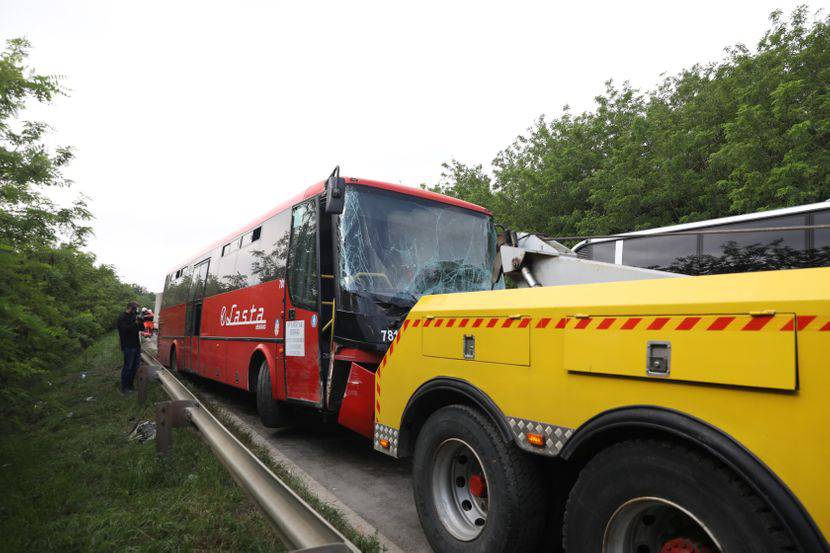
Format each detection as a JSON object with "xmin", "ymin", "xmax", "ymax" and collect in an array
[{"xmin": 372, "ymin": 232, "xmax": 830, "ymax": 553}]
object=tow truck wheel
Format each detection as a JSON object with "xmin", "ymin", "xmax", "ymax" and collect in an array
[
  {"xmin": 255, "ymin": 360, "xmax": 288, "ymax": 428},
  {"xmin": 413, "ymin": 405, "xmax": 544, "ymax": 553},
  {"xmin": 563, "ymin": 440, "xmax": 795, "ymax": 553}
]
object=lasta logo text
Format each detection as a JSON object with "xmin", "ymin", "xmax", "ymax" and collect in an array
[{"xmin": 220, "ymin": 304, "xmax": 266, "ymax": 329}]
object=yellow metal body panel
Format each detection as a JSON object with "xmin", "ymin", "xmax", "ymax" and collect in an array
[
  {"xmin": 375, "ymin": 268, "xmax": 830, "ymax": 540},
  {"xmin": 422, "ymin": 316, "xmax": 530, "ymax": 365},
  {"xmin": 562, "ymin": 313, "xmax": 797, "ymax": 389}
]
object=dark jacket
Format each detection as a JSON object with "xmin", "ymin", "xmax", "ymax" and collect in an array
[{"xmin": 117, "ymin": 311, "xmax": 143, "ymax": 349}]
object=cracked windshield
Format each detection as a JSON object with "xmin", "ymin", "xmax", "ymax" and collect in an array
[{"xmin": 338, "ymin": 186, "xmax": 501, "ymax": 306}]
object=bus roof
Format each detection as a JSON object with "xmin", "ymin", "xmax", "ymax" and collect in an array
[
  {"xmin": 167, "ymin": 176, "xmax": 491, "ymax": 274},
  {"xmin": 572, "ymin": 199, "xmax": 830, "ymax": 251}
]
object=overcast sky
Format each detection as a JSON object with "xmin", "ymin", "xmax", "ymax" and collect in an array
[{"xmin": 2, "ymin": 0, "xmax": 823, "ymax": 291}]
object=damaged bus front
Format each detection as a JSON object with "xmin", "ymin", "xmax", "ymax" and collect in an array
[
  {"xmin": 333, "ymin": 184, "xmax": 501, "ymax": 349},
  {"xmin": 324, "ymin": 179, "xmax": 501, "ymax": 436}
]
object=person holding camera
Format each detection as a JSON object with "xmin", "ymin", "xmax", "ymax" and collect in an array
[{"xmin": 117, "ymin": 300, "xmax": 144, "ymax": 394}]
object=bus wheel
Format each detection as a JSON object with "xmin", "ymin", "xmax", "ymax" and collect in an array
[
  {"xmin": 255, "ymin": 360, "xmax": 288, "ymax": 428},
  {"xmin": 413, "ymin": 405, "xmax": 544, "ymax": 553},
  {"xmin": 563, "ymin": 440, "xmax": 794, "ymax": 553}
]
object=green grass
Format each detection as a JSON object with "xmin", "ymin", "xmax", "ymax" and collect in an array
[
  {"xmin": 186, "ymin": 393, "xmax": 383, "ymax": 553},
  {"xmin": 0, "ymin": 332, "xmax": 284, "ymax": 552}
]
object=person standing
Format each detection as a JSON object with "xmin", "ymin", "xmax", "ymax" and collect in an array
[{"xmin": 118, "ymin": 300, "xmax": 143, "ymax": 393}]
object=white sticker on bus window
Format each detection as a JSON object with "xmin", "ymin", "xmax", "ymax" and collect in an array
[{"xmin": 285, "ymin": 320, "xmax": 305, "ymax": 357}]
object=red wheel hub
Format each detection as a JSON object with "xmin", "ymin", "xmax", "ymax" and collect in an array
[
  {"xmin": 468, "ymin": 474, "xmax": 487, "ymax": 498},
  {"xmin": 660, "ymin": 538, "xmax": 709, "ymax": 553}
]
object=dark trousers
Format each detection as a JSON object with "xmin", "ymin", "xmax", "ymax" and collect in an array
[{"xmin": 121, "ymin": 347, "xmax": 141, "ymax": 391}]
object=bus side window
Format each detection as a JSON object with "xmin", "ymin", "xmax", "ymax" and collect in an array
[
  {"xmin": 815, "ymin": 209, "xmax": 830, "ymax": 252},
  {"xmin": 190, "ymin": 259, "xmax": 210, "ymax": 301},
  {"xmin": 172, "ymin": 266, "xmax": 193, "ymax": 306},
  {"xmin": 622, "ymin": 234, "xmax": 698, "ymax": 270},
  {"xmin": 211, "ymin": 245, "xmax": 242, "ymax": 294},
  {"xmin": 288, "ymin": 200, "xmax": 318, "ymax": 309},
  {"xmin": 701, "ymin": 214, "xmax": 806, "ymax": 257},
  {"xmin": 581, "ymin": 241, "xmax": 615, "ymax": 263},
  {"xmin": 251, "ymin": 210, "xmax": 290, "ymax": 284},
  {"xmin": 161, "ymin": 274, "xmax": 172, "ymax": 308}
]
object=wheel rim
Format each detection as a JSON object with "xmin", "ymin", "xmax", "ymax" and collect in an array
[
  {"xmin": 431, "ymin": 438, "xmax": 489, "ymax": 541},
  {"xmin": 603, "ymin": 497, "xmax": 722, "ymax": 553}
]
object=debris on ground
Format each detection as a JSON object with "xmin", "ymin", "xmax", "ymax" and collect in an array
[
  {"xmin": 85, "ymin": 396, "xmax": 95, "ymax": 402},
  {"xmin": 65, "ymin": 411, "xmax": 74, "ymax": 418},
  {"xmin": 80, "ymin": 372, "xmax": 87, "ymax": 379},
  {"xmin": 128, "ymin": 420, "xmax": 156, "ymax": 443}
]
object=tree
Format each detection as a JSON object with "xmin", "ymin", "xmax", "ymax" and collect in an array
[
  {"xmin": 0, "ymin": 39, "xmax": 90, "ymax": 249},
  {"xmin": 0, "ymin": 39, "xmax": 146, "ymax": 414},
  {"xmin": 431, "ymin": 7, "xmax": 830, "ymax": 240}
]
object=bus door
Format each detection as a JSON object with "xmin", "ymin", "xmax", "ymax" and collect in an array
[
  {"xmin": 284, "ymin": 199, "xmax": 322, "ymax": 404},
  {"xmin": 184, "ymin": 258, "xmax": 210, "ymax": 372}
]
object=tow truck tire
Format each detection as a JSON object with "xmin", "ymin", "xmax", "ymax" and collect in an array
[
  {"xmin": 563, "ymin": 439, "xmax": 795, "ymax": 553},
  {"xmin": 256, "ymin": 360, "xmax": 287, "ymax": 428},
  {"xmin": 413, "ymin": 405, "xmax": 544, "ymax": 553}
]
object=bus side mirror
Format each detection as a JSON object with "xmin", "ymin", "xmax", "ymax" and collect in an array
[{"xmin": 325, "ymin": 166, "xmax": 346, "ymax": 214}]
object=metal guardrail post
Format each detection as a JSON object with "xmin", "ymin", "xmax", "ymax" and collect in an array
[
  {"xmin": 138, "ymin": 351, "xmax": 358, "ymax": 552},
  {"xmin": 136, "ymin": 364, "xmax": 150, "ymax": 405},
  {"xmin": 155, "ymin": 399, "xmax": 197, "ymax": 457}
]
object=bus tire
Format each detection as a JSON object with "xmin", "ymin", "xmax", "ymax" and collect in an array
[
  {"xmin": 255, "ymin": 359, "xmax": 287, "ymax": 428},
  {"xmin": 563, "ymin": 439, "xmax": 795, "ymax": 553},
  {"xmin": 412, "ymin": 405, "xmax": 544, "ymax": 553}
]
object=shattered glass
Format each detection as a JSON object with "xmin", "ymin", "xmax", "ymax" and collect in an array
[{"xmin": 338, "ymin": 186, "xmax": 502, "ymax": 305}]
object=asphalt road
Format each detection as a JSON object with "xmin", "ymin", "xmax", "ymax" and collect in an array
[{"xmin": 171, "ymin": 366, "xmax": 432, "ymax": 553}]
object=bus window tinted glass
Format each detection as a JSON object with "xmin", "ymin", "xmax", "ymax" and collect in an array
[
  {"xmin": 190, "ymin": 259, "xmax": 210, "ymax": 301},
  {"xmin": 582, "ymin": 241, "xmax": 615, "ymax": 263},
  {"xmin": 165, "ymin": 265, "xmax": 192, "ymax": 307},
  {"xmin": 161, "ymin": 274, "xmax": 173, "ymax": 308},
  {"xmin": 207, "ymin": 247, "xmax": 244, "ymax": 295},
  {"xmin": 622, "ymin": 235, "xmax": 698, "ymax": 270},
  {"xmin": 241, "ymin": 228, "xmax": 260, "ymax": 248},
  {"xmin": 702, "ymin": 215, "xmax": 806, "ymax": 255},
  {"xmin": 252, "ymin": 210, "xmax": 290, "ymax": 283},
  {"xmin": 235, "ymin": 234, "xmax": 259, "ymax": 289},
  {"xmin": 699, "ymin": 214, "xmax": 807, "ymax": 273},
  {"xmin": 812, "ymin": 209, "xmax": 830, "ymax": 268},
  {"xmin": 288, "ymin": 201, "xmax": 318, "ymax": 309},
  {"xmin": 205, "ymin": 212, "xmax": 292, "ymax": 296},
  {"xmin": 815, "ymin": 209, "xmax": 830, "ymax": 250}
]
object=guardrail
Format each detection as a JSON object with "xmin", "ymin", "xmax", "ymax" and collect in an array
[{"xmin": 137, "ymin": 352, "xmax": 358, "ymax": 553}]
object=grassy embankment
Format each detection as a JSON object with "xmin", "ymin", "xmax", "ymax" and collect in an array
[
  {"xmin": 182, "ymin": 386, "xmax": 383, "ymax": 553},
  {"xmin": 0, "ymin": 332, "xmax": 284, "ymax": 552}
]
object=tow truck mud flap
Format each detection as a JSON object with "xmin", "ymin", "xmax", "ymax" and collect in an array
[
  {"xmin": 562, "ymin": 313, "xmax": 797, "ymax": 390},
  {"xmin": 337, "ymin": 362, "xmax": 375, "ymax": 438},
  {"xmin": 421, "ymin": 316, "xmax": 531, "ymax": 366}
]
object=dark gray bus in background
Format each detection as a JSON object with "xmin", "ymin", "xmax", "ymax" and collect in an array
[{"xmin": 573, "ymin": 201, "xmax": 830, "ymax": 275}]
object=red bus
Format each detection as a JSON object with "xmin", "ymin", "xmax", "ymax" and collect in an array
[{"xmin": 158, "ymin": 169, "xmax": 498, "ymax": 436}]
